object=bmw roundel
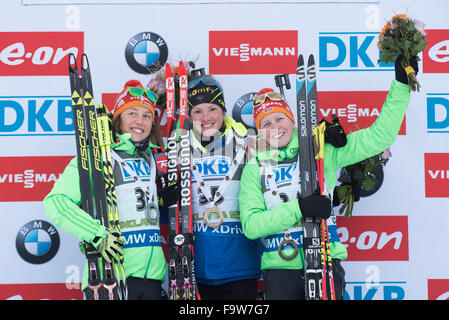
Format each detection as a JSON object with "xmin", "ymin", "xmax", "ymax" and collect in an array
[
  {"xmin": 232, "ymin": 92, "xmax": 258, "ymax": 130},
  {"xmin": 16, "ymin": 220, "xmax": 60, "ymax": 264},
  {"xmin": 125, "ymin": 32, "xmax": 168, "ymax": 74}
]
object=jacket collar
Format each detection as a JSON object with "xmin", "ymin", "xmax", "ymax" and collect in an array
[
  {"xmin": 191, "ymin": 116, "xmax": 247, "ymax": 153},
  {"xmin": 111, "ymin": 132, "xmax": 159, "ymax": 155}
]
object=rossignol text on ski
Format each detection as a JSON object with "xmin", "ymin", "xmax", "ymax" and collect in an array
[{"xmin": 166, "ymin": 62, "xmax": 200, "ymax": 300}]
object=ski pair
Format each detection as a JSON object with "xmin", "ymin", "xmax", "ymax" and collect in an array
[
  {"xmin": 296, "ymin": 54, "xmax": 336, "ymax": 300},
  {"xmin": 165, "ymin": 62, "xmax": 200, "ymax": 300},
  {"xmin": 68, "ymin": 53, "xmax": 127, "ymax": 300}
]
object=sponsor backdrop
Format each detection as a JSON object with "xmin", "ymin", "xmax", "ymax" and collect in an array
[{"xmin": 0, "ymin": 0, "xmax": 448, "ymax": 300}]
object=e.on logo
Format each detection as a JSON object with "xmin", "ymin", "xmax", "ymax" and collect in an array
[
  {"xmin": 0, "ymin": 32, "xmax": 84, "ymax": 76},
  {"xmin": 423, "ymin": 29, "xmax": 449, "ymax": 73},
  {"xmin": 424, "ymin": 153, "xmax": 449, "ymax": 198},
  {"xmin": 318, "ymin": 91, "xmax": 406, "ymax": 135},
  {"xmin": 209, "ymin": 30, "xmax": 297, "ymax": 74},
  {"xmin": 0, "ymin": 156, "xmax": 72, "ymax": 202},
  {"xmin": 428, "ymin": 279, "xmax": 449, "ymax": 300},
  {"xmin": 337, "ymin": 216, "xmax": 409, "ymax": 261}
]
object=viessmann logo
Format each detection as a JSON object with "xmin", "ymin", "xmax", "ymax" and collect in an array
[
  {"xmin": 337, "ymin": 216, "xmax": 409, "ymax": 261},
  {"xmin": 424, "ymin": 153, "xmax": 449, "ymax": 198},
  {"xmin": 318, "ymin": 91, "xmax": 406, "ymax": 135},
  {"xmin": 209, "ymin": 30, "xmax": 298, "ymax": 74},
  {"xmin": 0, "ymin": 32, "xmax": 84, "ymax": 76},
  {"xmin": 0, "ymin": 156, "xmax": 72, "ymax": 202}
]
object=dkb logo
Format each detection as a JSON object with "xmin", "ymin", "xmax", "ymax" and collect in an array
[
  {"xmin": 427, "ymin": 93, "xmax": 449, "ymax": 133},
  {"xmin": 319, "ymin": 32, "xmax": 394, "ymax": 71}
]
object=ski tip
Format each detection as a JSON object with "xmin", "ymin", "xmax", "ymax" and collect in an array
[
  {"xmin": 68, "ymin": 53, "xmax": 77, "ymax": 69},
  {"xmin": 178, "ymin": 61, "xmax": 186, "ymax": 75},
  {"xmin": 307, "ymin": 54, "xmax": 315, "ymax": 66},
  {"xmin": 297, "ymin": 54, "xmax": 304, "ymax": 65},
  {"xmin": 81, "ymin": 53, "xmax": 89, "ymax": 71},
  {"xmin": 165, "ymin": 63, "xmax": 173, "ymax": 77}
]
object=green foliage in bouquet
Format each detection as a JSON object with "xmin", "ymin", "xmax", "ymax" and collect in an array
[{"xmin": 378, "ymin": 14, "xmax": 427, "ymax": 91}]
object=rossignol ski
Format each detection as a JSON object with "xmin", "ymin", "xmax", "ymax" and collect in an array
[
  {"xmin": 166, "ymin": 63, "xmax": 182, "ymax": 300},
  {"xmin": 166, "ymin": 62, "xmax": 200, "ymax": 300},
  {"xmin": 296, "ymin": 54, "xmax": 335, "ymax": 300},
  {"xmin": 68, "ymin": 53, "xmax": 127, "ymax": 300}
]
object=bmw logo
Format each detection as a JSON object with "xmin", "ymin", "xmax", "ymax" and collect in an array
[
  {"xmin": 125, "ymin": 32, "xmax": 168, "ymax": 74},
  {"xmin": 232, "ymin": 92, "xmax": 258, "ymax": 130},
  {"xmin": 16, "ymin": 220, "xmax": 60, "ymax": 264}
]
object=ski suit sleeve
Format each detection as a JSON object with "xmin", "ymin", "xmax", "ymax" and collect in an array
[
  {"xmin": 239, "ymin": 157, "xmax": 302, "ymax": 240},
  {"xmin": 323, "ymin": 80, "xmax": 411, "ymax": 188},
  {"xmin": 43, "ymin": 157, "xmax": 106, "ymax": 245}
]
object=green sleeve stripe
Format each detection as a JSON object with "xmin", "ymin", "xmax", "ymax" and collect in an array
[{"xmin": 49, "ymin": 195, "xmax": 100, "ymax": 241}]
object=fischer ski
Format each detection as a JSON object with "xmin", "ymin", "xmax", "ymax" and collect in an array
[
  {"xmin": 166, "ymin": 62, "xmax": 200, "ymax": 300},
  {"xmin": 296, "ymin": 54, "xmax": 335, "ymax": 300},
  {"xmin": 68, "ymin": 53, "xmax": 127, "ymax": 300}
]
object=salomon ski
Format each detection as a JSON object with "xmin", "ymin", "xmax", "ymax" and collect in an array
[{"xmin": 296, "ymin": 54, "xmax": 335, "ymax": 300}]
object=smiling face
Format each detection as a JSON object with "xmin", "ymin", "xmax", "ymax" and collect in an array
[
  {"xmin": 190, "ymin": 103, "xmax": 225, "ymax": 137},
  {"xmin": 258, "ymin": 112, "xmax": 294, "ymax": 148},
  {"xmin": 119, "ymin": 106, "xmax": 153, "ymax": 142}
]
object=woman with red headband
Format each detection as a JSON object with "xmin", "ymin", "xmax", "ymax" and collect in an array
[
  {"xmin": 239, "ymin": 56, "xmax": 418, "ymax": 300},
  {"xmin": 187, "ymin": 75, "xmax": 262, "ymax": 300},
  {"xmin": 44, "ymin": 80, "xmax": 177, "ymax": 300}
]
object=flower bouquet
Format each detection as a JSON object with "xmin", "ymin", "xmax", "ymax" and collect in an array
[{"xmin": 378, "ymin": 14, "xmax": 427, "ymax": 91}]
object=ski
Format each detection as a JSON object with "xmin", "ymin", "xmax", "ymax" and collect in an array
[
  {"xmin": 69, "ymin": 54, "xmax": 102, "ymax": 300},
  {"xmin": 96, "ymin": 103, "xmax": 128, "ymax": 300},
  {"xmin": 68, "ymin": 53, "xmax": 126, "ymax": 300},
  {"xmin": 165, "ymin": 62, "xmax": 199, "ymax": 300},
  {"xmin": 296, "ymin": 54, "xmax": 335, "ymax": 300},
  {"xmin": 165, "ymin": 63, "xmax": 182, "ymax": 300},
  {"xmin": 177, "ymin": 61, "xmax": 199, "ymax": 300}
]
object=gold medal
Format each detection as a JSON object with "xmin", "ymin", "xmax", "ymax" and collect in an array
[{"xmin": 203, "ymin": 207, "xmax": 224, "ymax": 229}]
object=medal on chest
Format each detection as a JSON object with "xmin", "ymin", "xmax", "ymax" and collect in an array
[{"xmin": 191, "ymin": 138, "xmax": 246, "ymax": 229}]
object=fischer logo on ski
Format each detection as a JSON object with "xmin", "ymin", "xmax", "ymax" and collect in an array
[{"xmin": 68, "ymin": 53, "xmax": 127, "ymax": 300}]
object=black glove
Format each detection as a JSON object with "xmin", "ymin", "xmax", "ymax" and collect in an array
[
  {"xmin": 298, "ymin": 189, "xmax": 331, "ymax": 219},
  {"xmin": 321, "ymin": 114, "xmax": 347, "ymax": 148},
  {"xmin": 395, "ymin": 54, "xmax": 419, "ymax": 85},
  {"xmin": 158, "ymin": 181, "xmax": 180, "ymax": 208}
]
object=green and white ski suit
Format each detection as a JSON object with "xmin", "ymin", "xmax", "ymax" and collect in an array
[
  {"xmin": 43, "ymin": 132, "xmax": 166, "ymax": 291},
  {"xmin": 239, "ymin": 80, "xmax": 411, "ymax": 271}
]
